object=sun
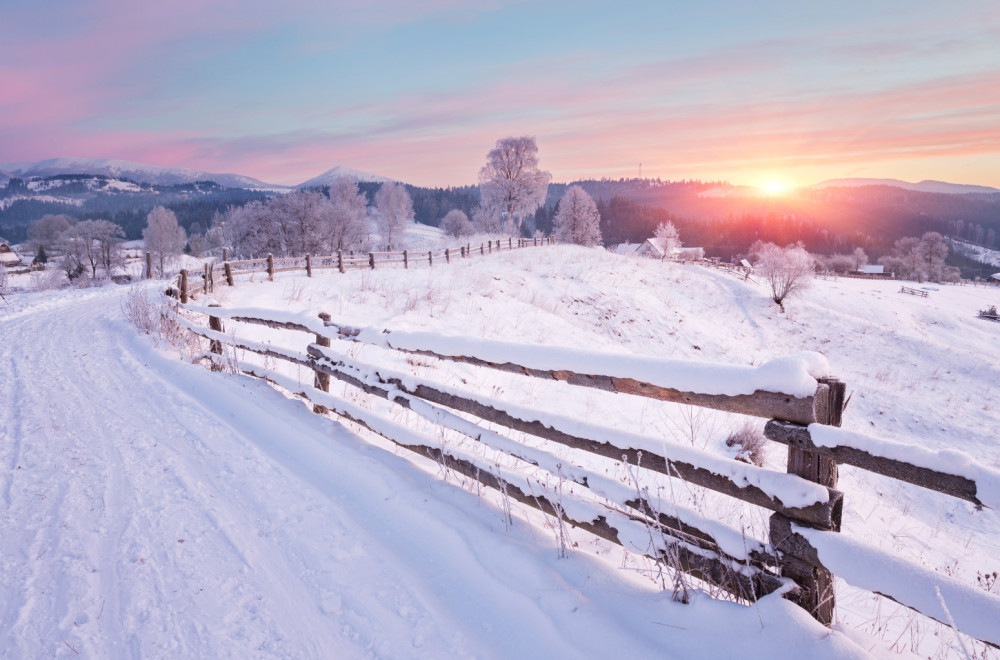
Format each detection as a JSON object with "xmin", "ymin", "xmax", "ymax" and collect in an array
[{"xmin": 759, "ymin": 180, "xmax": 790, "ymax": 196}]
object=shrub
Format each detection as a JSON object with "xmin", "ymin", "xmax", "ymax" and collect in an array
[{"xmin": 725, "ymin": 421, "xmax": 766, "ymax": 466}]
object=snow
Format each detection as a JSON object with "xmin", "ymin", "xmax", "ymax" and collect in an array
[
  {"xmin": 950, "ymin": 238, "xmax": 1000, "ymax": 268},
  {"xmin": 795, "ymin": 523, "xmax": 1000, "ymax": 647},
  {"xmin": 369, "ymin": 329, "xmax": 831, "ymax": 398},
  {"xmin": 808, "ymin": 425, "xmax": 1000, "ymax": 510},
  {"xmin": 0, "ymin": 157, "xmax": 280, "ymax": 189},
  {"xmin": 296, "ymin": 165, "xmax": 396, "ymax": 189},
  {"xmin": 4, "ymin": 243, "xmax": 1000, "ymax": 657}
]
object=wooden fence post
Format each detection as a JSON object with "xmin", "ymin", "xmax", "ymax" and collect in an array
[
  {"xmin": 488, "ymin": 241, "xmax": 492, "ymax": 254},
  {"xmin": 267, "ymin": 254, "xmax": 274, "ymax": 281},
  {"xmin": 145, "ymin": 252, "xmax": 153, "ymax": 279},
  {"xmin": 369, "ymin": 252, "xmax": 376, "ymax": 269},
  {"xmin": 306, "ymin": 254, "xmax": 313, "ymax": 277},
  {"xmin": 509, "ymin": 237, "xmax": 512, "ymax": 249},
  {"xmin": 445, "ymin": 248, "xmax": 451, "ymax": 263},
  {"xmin": 180, "ymin": 269, "xmax": 189, "ymax": 303},
  {"xmin": 404, "ymin": 250, "xmax": 409, "ymax": 269},
  {"xmin": 480, "ymin": 243, "xmax": 485, "ymax": 255},
  {"xmin": 204, "ymin": 263, "xmax": 211, "ymax": 293},
  {"xmin": 770, "ymin": 377, "xmax": 846, "ymax": 625},
  {"xmin": 338, "ymin": 250, "xmax": 344, "ymax": 274},
  {"xmin": 224, "ymin": 262, "xmax": 234, "ymax": 286},
  {"xmin": 460, "ymin": 246, "xmax": 466, "ymax": 258},
  {"xmin": 208, "ymin": 303, "xmax": 223, "ymax": 371},
  {"xmin": 222, "ymin": 248, "xmax": 228, "ymax": 262},
  {"xmin": 313, "ymin": 312, "xmax": 332, "ymax": 414},
  {"xmin": 428, "ymin": 250, "xmax": 433, "ymax": 266}
]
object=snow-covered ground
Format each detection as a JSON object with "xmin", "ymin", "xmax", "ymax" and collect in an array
[
  {"xmin": 951, "ymin": 238, "xmax": 1000, "ymax": 270},
  {"xmin": 2, "ymin": 245, "xmax": 999, "ymax": 658}
]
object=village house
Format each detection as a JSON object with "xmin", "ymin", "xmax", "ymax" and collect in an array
[{"xmin": 0, "ymin": 242, "xmax": 23, "ymax": 267}]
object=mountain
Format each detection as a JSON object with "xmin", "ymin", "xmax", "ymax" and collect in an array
[
  {"xmin": 0, "ymin": 158, "xmax": 284, "ymax": 190},
  {"xmin": 296, "ymin": 166, "xmax": 395, "ymax": 189},
  {"xmin": 814, "ymin": 178, "xmax": 1000, "ymax": 195}
]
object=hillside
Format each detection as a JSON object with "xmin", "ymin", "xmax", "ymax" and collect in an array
[{"xmin": 2, "ymin": 246, "xmax": 998, "ymax": 657}]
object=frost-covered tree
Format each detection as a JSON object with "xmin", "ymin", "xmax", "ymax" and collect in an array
[
  {"xmin": 27, "ymin": 214, "xmax": 73, "ymax": 253},
  {"xmin": 851, "ymin": 247, "xmax": 868, "ymax": 271},
  {"xmin": 553, "ymin": 185, "xmax": 602, "ymax": 246},
  {"xmin": 440, "ymin": 209, "xmax": 474, "ymax": 238},
  {"xmin": 270, "ymin": 189, "xmax": 332, "ymax": 256},
  {"xmin": 327, "ymin": 178, "xmax": 370, "ymax": 252},
  {"xmin": 476, "ymin": 136, "xmax": 551, "ymax": 236},
  {"xmin": 878, "ymin": 233, "xmax": 949, "ymax": 282},
  {"xmin": 654, "ymin": 221, "xmax": 681, "ymax": 260},
  {"xmin": 213, "ymin": 200, "xmax": 280, "ymax": 259},
  {"xmin": 917, "ymin": 231, "xmax": 948, "ymax": 282},
  {"xmin": 374, "ymin": 182, "xmax": 413, "ymax": 250},
  {"xmin": 143, "ymin": 206, "xmax": 187, "ymax": 277},
  {"xmin": 755, "ymin": 242, "xmax": 815, "ymax": 310}
]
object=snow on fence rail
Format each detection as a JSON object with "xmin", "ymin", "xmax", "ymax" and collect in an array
[
  {"xmin": 164, "ymin": 237, "xmax": 552, "ymax": 302},
  {"xmin": 175, "ymin": 303, "xmax": 1000, "ymax": 649}
]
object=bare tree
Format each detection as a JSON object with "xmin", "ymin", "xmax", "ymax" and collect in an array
[
  {"xmin": 654, "ymin": 221, "xmax": 681, "ymax": 260},
  {"xmin": 327, "ymin": 178, "xmax": 370, "ymax": 252},
  {"xmin": 756, "ymin": 242, "xmax": 815, "ymax": 310},
  {"xmin": 56, "ymin": 226, "xmax": 88, "ymax": 280},
  {"xmin": 374, "ymin": 182, "xmax": 413, "ymax": 250},
  {"xmin": 143, "ymin": 206, "xmax": 187, "ymax": 277},
  {"xmin": 553, "ymin": 185, "xmax": 602, "ymax": 246},
  {"xmin": 477, "ymin": 136, "xmax": 551, "ymax": 236},
  {"xmin": 440, "ymin": 209, "xmax": 474, "ymax": 238},
  {"xmin": 69, "ymin": 219, "xmax": 125, "ymax": 278}
]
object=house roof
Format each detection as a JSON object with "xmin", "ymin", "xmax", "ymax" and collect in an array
[
  {"xmin": 0, "ymin": 243, "xmax": 21, "ymax": 265},
  {"xmin": 639, "ymin": 238, "xmax": 669, "ymax": 257},
  {"xmin": 858, "ymin": 265, "xmax": 885, "ymax": 274},
  {"xmin": 613, "ymin": 243, "xmax": 638, "ymax": 256},
  {"xmin": 991, "ymin": 273, "xmax": 1000, "ymax": 281}
]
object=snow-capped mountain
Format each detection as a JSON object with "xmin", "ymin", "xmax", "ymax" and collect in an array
[
  {"xmin": 814, "ymin": 178, "xmax": 1000, "ymax": 195},
  {"xmin": 0, "ymin": 158, "xmax": 283, "ymax": 190},
  {"xmin": 296, "ymin": 166, "xmax": 396, "ymax": 189}
]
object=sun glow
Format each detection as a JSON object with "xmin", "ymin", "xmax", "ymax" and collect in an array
[{"xmin": 759, "ymin": 180, "xmax": 790, "ymax": 196}]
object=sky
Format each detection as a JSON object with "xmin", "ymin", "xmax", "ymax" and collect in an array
[{"xmin": 1, "ymin": 0, "xmax": 999, "ymax": 188}]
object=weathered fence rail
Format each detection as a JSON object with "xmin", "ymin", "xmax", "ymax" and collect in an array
[
  {"xmin": 175, "ymin": 303, "xmax": 1000, "ymax": 649},
  {"xmin": 168, "ymin": 237, "xmax": 552, "ymax": 303}
]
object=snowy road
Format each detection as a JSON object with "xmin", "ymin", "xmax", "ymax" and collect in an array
[{"xmin": 0, "ymin": 286, "xmax": 870, "ymax": 659}]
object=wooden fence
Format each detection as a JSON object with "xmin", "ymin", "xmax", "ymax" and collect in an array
[
  {"xmin": 167, "ymin": 237, "xmax": 552, "ymax": 302},
  {"xmin": 173, "ymin": 302, "xmax": 1000, "ymax": 649}
]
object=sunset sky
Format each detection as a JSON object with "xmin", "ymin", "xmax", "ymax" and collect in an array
[{"xmin": 2, "ymin": 0, "xmax": 999, "ymax": 188}]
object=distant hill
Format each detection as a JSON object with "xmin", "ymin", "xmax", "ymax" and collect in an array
[
  {"xmin": 814, "ymin": 178, "xmax": 1000, "ymax": 195},
  {"xmin": 0, "ymin": 158, "xmax": 283, "ymax": 190},
  {"xmin": 296, "ymin": 166, "xmax": 396, "ymax": 189}
]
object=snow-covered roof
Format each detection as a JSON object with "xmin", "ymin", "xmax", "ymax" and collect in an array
[
  {"xmin": 740, "ymin": 258, "xmax": 753, "ymax": 269},
  {"xmin": 638, "ymin": 238, "xmax": 667, "ymax": 257},
  {"xmin": 991, "ymin": 273, "xmax": 1000, "ymax": 281},
  {"xmin": 858, "ymin": 265, "xmax": 885, "ymax": 274},
  {"xmin": 613, "ymin": 243, "xmax": 638, "ymax": 255},
  {"xmin": 0, "ymin": 242, "xmax": 22, "ymax": 266}
]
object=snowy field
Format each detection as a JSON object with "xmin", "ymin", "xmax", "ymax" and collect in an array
[{"xmin": 2, "ymin": 244, "xmax": 999, "ymax": 658}]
